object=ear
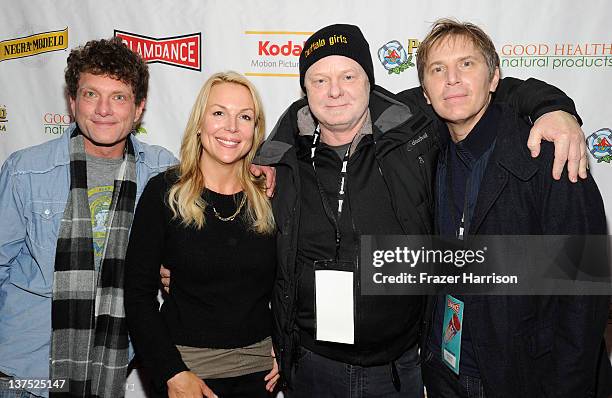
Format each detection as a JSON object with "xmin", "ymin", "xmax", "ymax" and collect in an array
[
  {"xmin": 422, "ymin": 87, "xmax": 432, "ymax": 105},
  {"xmin": 489, "ymin": 67, "xmax": 500, "ymax": 93},
  {"xmin": 134, "ymin": 99, "xmax": 146, "ymax": 123},
  {"xmin": 69, "ymin": 96, "xmax": 76, "ymax": 117}
]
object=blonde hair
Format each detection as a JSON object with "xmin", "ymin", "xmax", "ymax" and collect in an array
[
  {"xmin": 167, "ymin": 71, "xmax": 274, "ymax": 234},
  {"xmin": 417, "ymin": 18, "xmax": 500, "ymax": 85}
]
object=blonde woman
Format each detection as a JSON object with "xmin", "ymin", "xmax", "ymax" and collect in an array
[{"xmin": 125, "ymin": 72, "xmax": 278, "ymax": 398}]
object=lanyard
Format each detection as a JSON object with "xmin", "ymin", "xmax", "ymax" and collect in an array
[
  {"xmin": 445, "ymin": 155, "xmax": 471, "ymax": 241},
  {"xmin": 311, "ymin": 125, "xmax": 352, "ymax": 260}
]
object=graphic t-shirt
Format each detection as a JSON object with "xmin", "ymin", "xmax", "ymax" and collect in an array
[{"xmin": 86, "ymin": 154, "xmax": 123, "ymax": 271}]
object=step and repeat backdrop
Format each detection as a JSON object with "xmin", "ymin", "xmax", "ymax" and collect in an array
[{"xmin": 1, "ymin": 0, "xmax": 610, "ymax": 396}]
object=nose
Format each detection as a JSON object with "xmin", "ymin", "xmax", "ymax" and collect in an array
[
  {"xmin": 328, "ymin": 77, "xmax": 343, "ymax": 98},
  {"xmin": 224, "ymin": 117, "xmax": 237, "ymax": 133},
  {"xmin": 95, "ymin": 96, "xmax": 112, "ymax": 116},
  {"xmin": 446, "ymin": 66, "xmax": 460, "ymax": 86}
]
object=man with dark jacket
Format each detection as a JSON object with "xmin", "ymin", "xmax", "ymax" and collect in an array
[
  {"xmin": 416, "ymin": 18, "xmax": 611, "ymax": 398},
  {"xmin": 255, "ymin": 23, "xmax": 590, "ymax": 397}
]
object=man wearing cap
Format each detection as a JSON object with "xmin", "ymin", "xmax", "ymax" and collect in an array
[{"xmin": 255, "ymin": 24, "xmax": 586, "ymax": 397}]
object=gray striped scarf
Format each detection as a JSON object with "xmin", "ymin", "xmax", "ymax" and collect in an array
[{"xmin": 50, "ymin": 129, "xmax": 136, "ymax": 397}]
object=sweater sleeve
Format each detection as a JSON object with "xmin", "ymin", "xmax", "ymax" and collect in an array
[
  {"xmin": 124, "ymin": 172, "xmax": 189, "ymax": 388},
  {"xmin": 493, "ymin": 77, "xmax": 581, "ymax": 124}
]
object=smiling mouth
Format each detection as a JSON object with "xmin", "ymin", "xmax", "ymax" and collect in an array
[
  {"xmin": 444, "ymin": 94, "xmax": 467, "ymax": 101},
  {"xmin": 326, "ymin": 104, "xmax": 350, "ymax": 110},
  {"xmin": 91, "ymin": 120, "xmax": 118, "ymax": 127},
  {"xmin": 216, "ymin": 137, "xmax": 240, "ymax": 147}
]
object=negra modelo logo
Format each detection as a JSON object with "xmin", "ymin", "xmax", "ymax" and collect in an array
[
  {"xmin": 114, "ymin": 30, "xmax": 201, "ymax": 71},
  {"xmin": 0, "ymin": 27, "xmax": 68, "ymax": 62}
]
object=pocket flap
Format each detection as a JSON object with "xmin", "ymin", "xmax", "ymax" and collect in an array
[{"xmin": 31, "ymin": 201, "xmax": 65, "ymax": 220}]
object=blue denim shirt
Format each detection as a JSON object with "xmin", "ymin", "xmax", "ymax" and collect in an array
[{"xmin": 0, "ymin": 125, "xmax": 177, "ymax": 397}]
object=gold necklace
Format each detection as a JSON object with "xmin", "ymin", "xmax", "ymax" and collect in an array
[{"xmin": 211, "ymin": 193, "xmax": 246, "ymax": 222}]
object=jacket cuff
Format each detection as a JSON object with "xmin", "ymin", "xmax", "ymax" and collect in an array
[{"xmin": 531, "ymin": 101, "xmax": 583, "ymax": 126}]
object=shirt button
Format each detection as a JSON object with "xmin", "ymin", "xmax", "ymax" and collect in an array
[{"xmin": 44, "ymin": 209, "xmax": 50, "ymax": 215}]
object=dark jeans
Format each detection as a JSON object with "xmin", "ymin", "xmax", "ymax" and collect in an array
[
  {"xmin": 287, "ymin": 345, "xmax": 424, "ymax": 398},
  {"xmin": 421, "ymin": 350, "xmax": 486, "ymax": 398}
]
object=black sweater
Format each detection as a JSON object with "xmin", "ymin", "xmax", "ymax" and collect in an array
[{"xmin": 124, "ymin": 170, "xmax": 276, "ymax": 385}]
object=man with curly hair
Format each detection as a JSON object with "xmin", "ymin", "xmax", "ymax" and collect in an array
[{"xmin": 0, "ymin": 37, "xmax": 177, "ymax": 397}]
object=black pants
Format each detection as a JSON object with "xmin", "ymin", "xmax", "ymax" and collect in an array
[{"xmin": 205, "ymin": 370, "xmax": 272, "ymax": 398}]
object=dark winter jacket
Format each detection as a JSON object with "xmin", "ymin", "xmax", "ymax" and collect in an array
[
  {"xmin": 423, "ymin": 103, "xmax": 611, "ymax": 398},
  {"xmin": 257, "ymin": 85, "xmax": 437, "ymax": 385}
]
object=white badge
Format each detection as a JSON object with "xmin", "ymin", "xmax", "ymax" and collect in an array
[{"xmin": 315, "ymin": 269, "xmax": 354, "ymax": 344}]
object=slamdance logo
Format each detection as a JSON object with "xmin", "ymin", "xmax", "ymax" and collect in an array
[
  {"xmin": 500, "ymin": 42, "xmax": 612, "ymax": 70},
  {"xmin": 587, "ymin": 128, "xmax": 612, "ymax": 164},
  {"xmin": 43, "ymin": 112, "xmax": 73, "ymax": 135},
  {"xmin": 244, "ymin": 30, "xmax": 311, "ymax": 78},
  {"xmin": 0, "ymin": 27, "xmax": 68, "ymax": 63},
  {"xmin": 0, "ymin": 105, "xmax": 7, "ymax": 133},
  {"xmin": 114, "ymin": 30, "xmax": 201, "ymax": 71},
  {"xmin": 377, "ymin": 39, "xmax": 420, "ymax": 75}
]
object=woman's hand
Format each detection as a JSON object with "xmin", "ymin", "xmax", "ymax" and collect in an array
[
  {"xmin": 264, "ymin": 347, "xmax": 280, "ymax": 392},
  {"xmin": 167, "ymin": 371, "xmax": 218, "ymax": 398}
]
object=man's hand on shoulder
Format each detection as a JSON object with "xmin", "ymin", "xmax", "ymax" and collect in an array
[
  {"xmin": 527, "ymin": 110, "xmax": 588, "ymax": 182},
  {"xmin": 250, "ymin": 164, "xmax": 276, "ymax": 197}
]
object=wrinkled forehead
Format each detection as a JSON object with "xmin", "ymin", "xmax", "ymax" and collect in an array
[{"xmin": 305, "ymin": 55, "xmax": 367, "ymax": 77}]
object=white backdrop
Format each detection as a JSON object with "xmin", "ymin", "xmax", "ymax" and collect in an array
[{"xmin": 1, "ymin": 1, "xmax": 610, "ymax": 396}]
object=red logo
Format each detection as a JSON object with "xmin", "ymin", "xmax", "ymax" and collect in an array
[
  {"xmin": 258, "ymin": 40, "xmax": 303, "ymax": 56},
  {"xmin": 114, "ymin": 30, "xmax": 201, "ymax": 71}
]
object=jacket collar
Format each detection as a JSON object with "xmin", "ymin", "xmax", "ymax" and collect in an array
[
  {"xmin": 469, "ymin": 103, "xmax": 538, "ymax": 234},
  {"xmin": 294, "ymin": 85, "xmax": 413, "ymax": 137},
  {"xmin": 257, "ymin": 85, "xmax": 433, "ymax": 166},
  {"xmin": 296, "ymin": 104, "xmax": 372, "ymax": 157},
  {"xmin": 491, "ymin": 104, "xmax": 539, "ymax": 181},
  {"xmin": 370, "ymin": 86, "xmax": 432, "ymax": 158}
]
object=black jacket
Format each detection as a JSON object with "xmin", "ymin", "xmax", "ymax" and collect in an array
[
  {"xmin": 423, "ymin": 103, "xmax": 611, "ymax": 398},
  {"xmin": 257, "ymin": 85, "xmax": 437, "ymax": 386},
  {"xmin": 256, "ymin": 78, "xmax": 582, "ymax": 388}
]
